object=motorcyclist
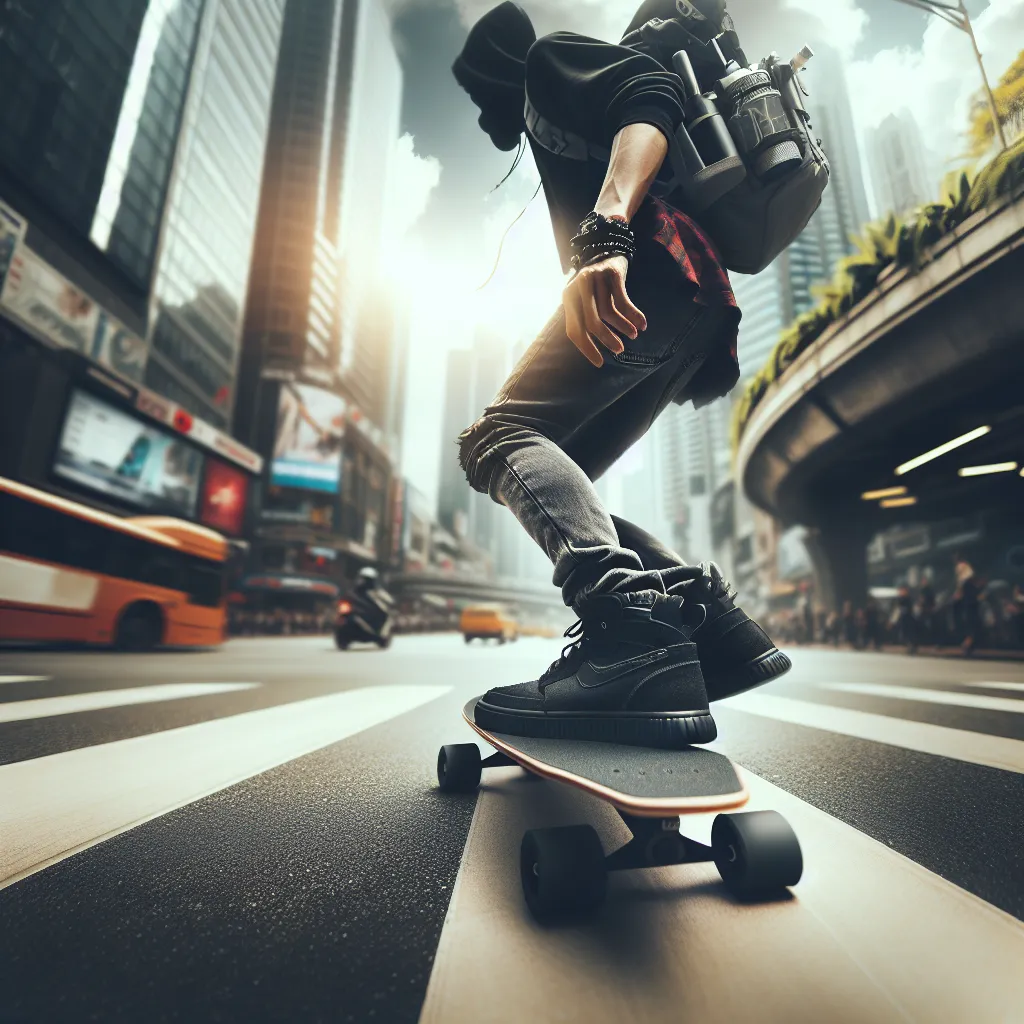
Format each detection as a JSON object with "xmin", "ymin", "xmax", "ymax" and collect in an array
[
  {"xmin": 355, "ymin": 566, "xmax": 382, "ymax": 597},
  {"xmin": 336, "ymin": 567, "xmax": 394, "ymax": 648}
]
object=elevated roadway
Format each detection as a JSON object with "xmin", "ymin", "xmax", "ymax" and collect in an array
[{"xmin": 736, "ymin": 189, "xmax": 1024, "ymax": 607}]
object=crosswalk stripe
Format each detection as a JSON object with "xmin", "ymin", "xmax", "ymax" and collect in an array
[
  {"xmin": 958, "ymin": 680, "xmax": 1024, "ymax": 693},
  {"xmin": 0, "ymin": 684, "xmax": 450, "ymax": 889},
  {"xmin": 824, "ymin": 682, "xmax": 1024, "ymax": 714},
  {"xmin": 0, "ymin": 676, "xmax": 49, "ymax": 685},
  {"xmin": 421, "ymin": 762, "xmax": 1024, "ymax": 1023},
  {"xmin": 721, "ymin": 692, "xmax": 1024, "ymax": 774},
  {"xmin": 0, "ymin": 682, "xmax": 258, "ymax": 723}
]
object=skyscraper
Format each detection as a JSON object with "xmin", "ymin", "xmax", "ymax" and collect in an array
[
  {"xmin": 0, "ymin": 0, "xmax": 202, "ymax": 321},
  {"xmin": 233, "ymin": 0, "xmax": 406, "ymax": 591},
  {"xmin": 868, "ymin": 111, "xmax": 931, "ymax": 218},
  {"xmin": 144, "ymin": 0, "xmax": 286, "ymax": 427},
  {"xmin": 652, "ymin": 397, "xmax": 733, "ymax": 562},
  {"xmin": 438, "ymin": 346, "xmax": 474, "ymax": 538},
  {"xmin": 237, "ymin": 0, "xmax": 351, "ymax": 401},
  {"xmin": 336, "ymin": 0, "xmax": 404, "ymax": 427}
]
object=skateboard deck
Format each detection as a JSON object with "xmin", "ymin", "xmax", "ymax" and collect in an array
[{"xmin": 462, "ymin": 698, "xmax": 748, "ymax": 817}]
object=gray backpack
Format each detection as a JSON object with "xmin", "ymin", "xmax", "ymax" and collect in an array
[{"xmin": 630, "ymin": 16, "xmax": 831, "ymax": 275}]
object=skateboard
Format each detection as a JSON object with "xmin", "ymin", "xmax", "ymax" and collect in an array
[{"xmin": 437, "ymin": 697, "xmax": 803, "ymax": 919}]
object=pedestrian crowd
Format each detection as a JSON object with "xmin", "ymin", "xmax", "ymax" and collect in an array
[
  {"xmin": 228, "ymin": 609, "xmax": 334, "ymax": 636},
  {"xmin": 767, "ymin": 556, "xmax": 1024, "ymax": 656}
]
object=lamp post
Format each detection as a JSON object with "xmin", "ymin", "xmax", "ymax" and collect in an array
[{"xmin": 891, "ymin": 0, "xmax": 1007, "ymax": 152}]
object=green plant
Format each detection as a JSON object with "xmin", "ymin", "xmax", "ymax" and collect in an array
[
  {"xmin": 965, "ymin": 49, "xmax": 1024, "ymax": 160},
  {"xmin": 731, "ymin": 134, "xmax": 1024, "ymax": 451}
]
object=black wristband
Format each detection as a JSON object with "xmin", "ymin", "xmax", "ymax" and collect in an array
[{"xmin": 569, "ymin": 212, "xmax": 636, "ymax": 271}]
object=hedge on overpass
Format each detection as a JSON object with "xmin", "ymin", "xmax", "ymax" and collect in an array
[{"xmin": 730, "ymin": 133, "xmax": 1024, "ymax": 455}]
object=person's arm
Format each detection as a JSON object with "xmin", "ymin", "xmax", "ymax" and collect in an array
[{"xmin": 562, "ymin": 122, "xmax": 668, "ymax": 367}]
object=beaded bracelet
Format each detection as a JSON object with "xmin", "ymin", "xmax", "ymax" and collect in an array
[{"xmin": 569, "ymin": 212, "xmax": 636, "ymax": 271}]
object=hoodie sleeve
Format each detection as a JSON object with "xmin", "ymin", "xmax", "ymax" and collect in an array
[{"xmin": 525, "ymin": 32, "xmax": 686, "ymax": 146}]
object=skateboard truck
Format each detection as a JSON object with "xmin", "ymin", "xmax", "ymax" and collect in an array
[{"xmin": 604, "ymin": 813, "xmax": 715, "ymax": 872}]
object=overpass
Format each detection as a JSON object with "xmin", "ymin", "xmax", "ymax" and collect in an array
[
  {"xmin": 735, "ymin": 188, "xmax": 1024, "ymax": 609},
  {"xmin": 389, "ymin": 571, "xmax": 568, "ymax": 617}
]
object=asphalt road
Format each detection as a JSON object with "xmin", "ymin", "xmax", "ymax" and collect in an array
[{"xmin": 1, "ymin": 636, "xmax": 1023, "ymax": 1023}]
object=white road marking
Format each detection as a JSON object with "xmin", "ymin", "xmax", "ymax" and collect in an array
[
  {"xmin": 0, "ymin": 676, "xmax": 50, "ymax": 685},
  {"xmin": 958, "ymin": 680, "xmax": 1024, "ymax": 694},
  {"xmin": 721, "ymin": 692, "xmax": 1024, "ymax": 774},
  {"xmin": 421, "ymin": 764, "xmax": 1024, "ymax": 1024},
  {"xmin": 824, "ymin": 681, "xmax": 1024, "ymax": 714},
  {"xmin": 0, "ymin": 682, "xmax": 258, "ymax": 723},
  {"xmin": 0, "ymin": 685, "xmax": 449, "ymax": 888}
]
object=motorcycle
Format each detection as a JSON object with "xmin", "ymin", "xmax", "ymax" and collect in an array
[{"xmin": 334, "ymin": 587, "xmax": 394, "ymax": 650}]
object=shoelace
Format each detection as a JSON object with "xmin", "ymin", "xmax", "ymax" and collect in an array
[
  {"xmin": 538, "ymin": 618, "xmax": 588, "ymax": 688},
  {"xmin": 699, "ymin": 560, "xmax": 737, "ymax": 603}
]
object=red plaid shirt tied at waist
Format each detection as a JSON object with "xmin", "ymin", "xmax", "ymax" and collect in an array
[{"xmin": 632, "ymin": 195, "xmax": 742, "ymax": 408}]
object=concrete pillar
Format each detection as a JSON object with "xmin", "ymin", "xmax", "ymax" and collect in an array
[{"xmin": 803, "ymin": 519, "xmax": 871, "ymax": 613}]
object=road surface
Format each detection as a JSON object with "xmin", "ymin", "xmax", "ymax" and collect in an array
[{"xmin": 1, "ymin": 636, "xmax": 1022, "ymax": 1022}]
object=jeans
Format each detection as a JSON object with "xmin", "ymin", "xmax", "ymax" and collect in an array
[{"xmin": 458, "ymin": 246, "xmax": 734, "ymax": 611}]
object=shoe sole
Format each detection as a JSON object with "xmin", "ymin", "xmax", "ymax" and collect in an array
[
  {"xmin": 704, "ymin": 647, "xmax": 792, "ymax": 702},
  {"xmin": 473, "ymin": 701, "xmax": 718, "ymax": 749}
]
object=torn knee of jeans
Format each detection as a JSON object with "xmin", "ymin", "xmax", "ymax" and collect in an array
[{"xmin": 457, "ymin": 420, "xmax": 496, "ymax": 494}]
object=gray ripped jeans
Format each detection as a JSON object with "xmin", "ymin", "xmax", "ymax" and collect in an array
[{"xmin": 458, "ymin": 249, "xmax": 734, "ymax": 611}]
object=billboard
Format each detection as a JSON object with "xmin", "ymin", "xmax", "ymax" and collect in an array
[
  {"xmin": 0, "ymin": 241, "xmax": 148, "ymax": 382},
  {"xmin": 0, "ymin": 200, "xmax": 26, "ymax": 295},
  {"xmin": 271, "ymin": 383, "xmax": 345, "ymax": 493},
  {"xmin": 54, "ymin": 389, "xmax": 202, "ymax": 517},
  {"xmin": 199, "ymin": 458, "xmax": 249, "ymax": 536},
  {"xmin": 1, "ymin": 246, "xmax": 98, "ymax": 355}
]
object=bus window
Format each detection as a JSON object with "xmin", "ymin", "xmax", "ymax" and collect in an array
[
  {"xmin": 3, "ymin": 491, "xmax": 109, "ymax": 573},
  {"xmin": 139, "ymin": 552, "xmax": 185, "ymax": 592},
  {"xmin": 186, "ymin": 562, "xmax": 224, "ymax": 607},
  {"xmin": 64, "ymin": 516, "xmax": 111, "ymax": 575}
]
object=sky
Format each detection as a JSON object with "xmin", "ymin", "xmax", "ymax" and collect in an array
[{"xmin": 380, "ymin": 0, "xmax": 1024, "ymax": 510}]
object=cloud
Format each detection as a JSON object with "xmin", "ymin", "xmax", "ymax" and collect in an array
[
  {"xmin": 383, "ymin": 132, "xmax": 443, "ymax": 242},
  {"xmin": 427, "ymin": 0, "xmax": 868, "ymax": 54},
  {"xmin": 847, "ymin": 0, "xmax": 1024, "ymax": 184}
]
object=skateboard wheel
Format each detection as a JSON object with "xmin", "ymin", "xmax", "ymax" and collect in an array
[
  {"xmin": 520, "ymin": 825, "xmax": 607, "ymax": 920},
  {"xmin": 711, "ymin": 810, "xmax": 803, "ymax": 899},
  {"xmin": 437, "ymin": 744, "xmax": 481, "ymax": 793}
]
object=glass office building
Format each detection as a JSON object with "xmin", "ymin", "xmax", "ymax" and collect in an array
[
  {"xmin": 145, "ymin": 0, "xmax": 286, "ymax": 427},
  {"xmin": 0, "ymin": 0, "xmax": 202, "ymax": 292}
]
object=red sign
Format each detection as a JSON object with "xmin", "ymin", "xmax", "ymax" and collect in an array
[{"xmin": 199, "ymin": 459, "xmax": 249, "ymax": 536}]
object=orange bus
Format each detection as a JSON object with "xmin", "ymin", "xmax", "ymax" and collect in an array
[{"xmin": 0, "ymin": 476, "xmax": 230, "ymax": 650}]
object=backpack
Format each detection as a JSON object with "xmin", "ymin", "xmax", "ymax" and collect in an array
[{"xmin": 626, "ymin": 14, "xmax": 831, "ymax": 275}]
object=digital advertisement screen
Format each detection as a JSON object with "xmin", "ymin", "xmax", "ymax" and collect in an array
[
  {"xmin": 270, "ymin": 382, "xmax": 344, "ymax": 493},
  {"xmin": 54, "ymin": 389, "xmax": 203, "ymax": 517},
  {"xmin": 199, "ymin": 458, "xmax": 249, "ymax": 536}
]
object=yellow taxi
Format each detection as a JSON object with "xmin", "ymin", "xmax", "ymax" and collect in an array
[{"xmin": 460, "ymin": 603, "xmax": 518, "ymax": 644}]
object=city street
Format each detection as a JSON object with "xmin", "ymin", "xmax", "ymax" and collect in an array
[{"xmin": 2, "ymin": 636, "xmax": 1023, "ymax": 1022}]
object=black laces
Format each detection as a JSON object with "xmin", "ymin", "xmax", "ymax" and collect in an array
[
  {"xmin": 539, "ymin": 619, "xmax": 588, "ymax": 687},
  {"xmin": 699, "ymin": 560, "xmax": 737, "ymax": 602}
]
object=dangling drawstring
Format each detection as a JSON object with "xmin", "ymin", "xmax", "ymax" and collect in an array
[
  {"xmin": 489, "ymin": 135, "xmax": 525, "ymax": 193},
  {"xmin": 476, "ymin": 137, "xmax": 543, "ymax": 291}
]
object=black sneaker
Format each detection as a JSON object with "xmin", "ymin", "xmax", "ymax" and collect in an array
[
  {"xmin": 668, "ymin": 562, "xmax": 791, "ymax": 701},
  {"xmin": 473, "ymin": 591, "xmax": 717, "ymax": 749}
]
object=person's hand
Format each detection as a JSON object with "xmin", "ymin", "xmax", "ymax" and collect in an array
[{"xmin": 562, "ymin": 254, "xmax": 647, "ymax": 368}]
